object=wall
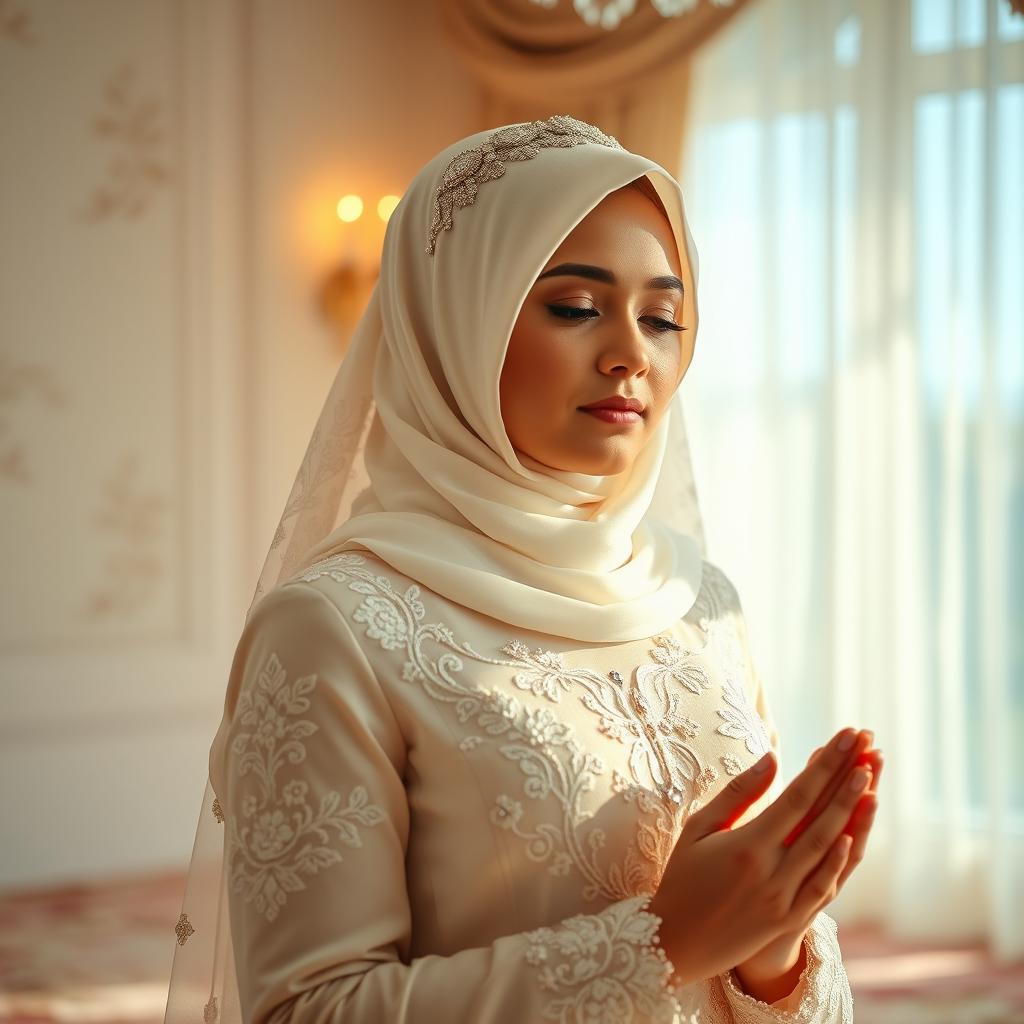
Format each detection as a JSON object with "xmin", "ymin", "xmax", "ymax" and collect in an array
[{"xmin": 0, "ymin": 0, "xmax": 478, "ymax": 889}]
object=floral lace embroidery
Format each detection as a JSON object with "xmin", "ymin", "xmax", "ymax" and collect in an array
[
  {"xmin": 296, "ymin": 554, "xmax": 654, "ymax": 902},
  {"xmin": 464, "ymin": 690, "xmax": 620, "ymax": 895},
  {"xmin": 719, "ymin": 912, "xmax": 854, "ymax": 1024},
  {"xmin": 497, "ymin": 587, "xmax": 772, "ymax": 894},
  {"xmin": 673, "ymin": 562, "xmax": 774, "ymax": 759},
  {"xmin": 523, "ymin": 894, "xmax": 679, "ymax": 1024},
  {"xmin": 504, "ymin": 566, "xmax": 767, "ymax": 780},
  {"xmin": 502, "ymin": 636, "xmax": 715, "ymax": 812},
  {"xmin": 637, "ymin": 634, "xmax": 714, "ymax": 697},
  {"xmin": 426, "ymin": 115, "xmax": 623, "ymax": 255},
  {"xmin": 226, "ymin": 649, "xmax": 385, "ymax": 922},
  {"xmin": 498, "ymin": 610, "xmax": 776, "ymax": 903},
  {"xmin": 717, "ymin": 669, "xmax": 773, "ymax": 758},
  {"xmin": 293, "ymin": 554, "xmax": 767, "ymax": 905},
  {"xmin": 700, "ymin": 597, "xmax": 773, "ymax": 758},
  {"xmin": 287, "ymin": 555, "xmax": 852, "ymax": 1021}
]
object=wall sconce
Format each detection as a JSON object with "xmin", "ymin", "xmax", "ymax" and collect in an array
[{"xmin": 318, "ymin": 192, "xmax": 399, "ymax": 334}]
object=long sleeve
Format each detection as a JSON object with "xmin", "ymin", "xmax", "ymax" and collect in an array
[
  {"xmin": 712, "ymin": 639, "xmax": 854, "ymax": 1024},
  {"xmin": 219, "ymin": 581, "xmax": 682, "ymax": 1024},
  {"xmin": 716, "ymin": 913, "xmax": 853, "ymax": 1024}
]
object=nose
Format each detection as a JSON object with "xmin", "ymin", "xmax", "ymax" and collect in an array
[{"xmin": 596, "ymin": 318, "xmax": 650, "ymax": 378}]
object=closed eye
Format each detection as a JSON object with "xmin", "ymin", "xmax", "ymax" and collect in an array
[
  {"xmin": 547, "ymin": 304, "xmax": 686, "ymax": 333},
  {"xmin": 548, "ymin": 304, "xmax": 598, "ymax": 321},
  {"xmin": 645, "ymin": 316, "xmax": 687, "ymax": 333}
]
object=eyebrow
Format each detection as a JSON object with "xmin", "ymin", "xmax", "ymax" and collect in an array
[{"xmin": 536, "ymin": 262, "xmax": 684, "ymax": 295}]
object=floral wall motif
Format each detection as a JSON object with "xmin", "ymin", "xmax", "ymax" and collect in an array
[
  {"xmin": 0, "ymin": 0, "xmax": 34, "ymax": 45},
  {"xmin": 83, "ymin": 62, "xmax": 171, "ymax": 222},
  {"xmin": 0, "ymin": 0, "xmax": 183, "ymax": 648},
  {"xmin": 82, "ymin": 452, "xmax": 169, "ymax": 619},
  {"xmin": 0, "ymin": 356, "xmax": 68, "ymax": 484}
]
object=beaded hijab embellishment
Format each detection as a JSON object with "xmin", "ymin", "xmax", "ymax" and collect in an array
[{"xmin": 425, "ymin": 114, "xmax": 624, "ymax": 256}]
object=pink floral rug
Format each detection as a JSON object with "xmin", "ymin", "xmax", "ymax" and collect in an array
[{"xmin": 0, "ymin": 871, "xmax": 1021, "ymax": 1023}]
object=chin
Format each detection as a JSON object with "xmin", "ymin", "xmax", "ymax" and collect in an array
[{"xmin": 548, "ymin": 448, "xmax": 637, "ymax": 476}]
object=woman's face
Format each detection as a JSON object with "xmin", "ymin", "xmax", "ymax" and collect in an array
[{"xmin": 499, "ymin": 182, "xmax": 695, "ymax": 476}]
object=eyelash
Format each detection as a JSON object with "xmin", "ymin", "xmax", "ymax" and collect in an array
[{"xmin": 547, "ymin": 304, "xmax": 687, "ymax": 333}]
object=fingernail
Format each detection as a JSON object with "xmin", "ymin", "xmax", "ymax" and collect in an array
[
  {"xmin": 838, "ymin": 730, "xmax": 856, "ymax": 751},
  {"xmin": 850, "ymin": 767, "xmax": 870, "ymax": 790},
  {"xmin": 863, "ymin": 729, "xmax": 875, "ymax": 747},
  {"xmin": 753, "ymin": 751, "xmax": 773, "ymax": 772}
]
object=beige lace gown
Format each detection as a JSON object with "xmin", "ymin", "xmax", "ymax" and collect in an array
[{"xmin": 214, "ymin": 550, "xmax": 854, "ymax": 1023}]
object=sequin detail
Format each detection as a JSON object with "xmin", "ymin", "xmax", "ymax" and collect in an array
[
  {"xmin": 174, "ymin": 912, "xmax": 194, "ymax": 945},
  {"xmin": 425, "ymin": 115, "xmax": 623, "ymax": 255}
]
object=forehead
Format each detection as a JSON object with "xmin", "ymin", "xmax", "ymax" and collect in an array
[{"xmin": 544, "ymin": 187, "xmax": 681, "ymax": 274}]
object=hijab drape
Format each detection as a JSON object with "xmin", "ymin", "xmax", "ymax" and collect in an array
[{"xmin": 275, "ymin": 115, "xmax": 707, "ymax": 643}]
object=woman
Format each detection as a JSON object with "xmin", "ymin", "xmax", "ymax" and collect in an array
[{"xmin": 164, "ymin": 115, "xmax": 882, "ymax": 1024}]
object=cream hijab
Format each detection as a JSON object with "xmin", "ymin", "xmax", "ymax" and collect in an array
[
  {"xmin": 163, "ymin": 116, "xmax": 707, "ymax": 1024},
  {"xmin": 261, "ymin": 115, "xmax": 706, "ymax": 644}
]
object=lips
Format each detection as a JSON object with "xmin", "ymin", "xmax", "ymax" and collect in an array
[
  {"xmin": 579, "ymin": 395, "xmax": 646, "ymax": 414},
  {"xmin": 578, "ymin": 395, "xmax": 646, "ymax": 426}
]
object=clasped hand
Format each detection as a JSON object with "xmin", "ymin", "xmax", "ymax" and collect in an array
[{"xmin": 648, "ymin": 727, "xmax": 882, "ymax": 991}]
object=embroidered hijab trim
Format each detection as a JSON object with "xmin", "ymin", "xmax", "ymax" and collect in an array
[{"xmin": 425, "ymin": 114, "xmax": 624, "ymax": 255}]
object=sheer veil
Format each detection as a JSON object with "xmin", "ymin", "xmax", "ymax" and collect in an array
[{"xmin": 164, "ymin": 115, "xmax": 707, "ymax": 1024}]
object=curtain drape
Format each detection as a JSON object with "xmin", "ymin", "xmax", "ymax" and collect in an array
[
  {"xmin": 680, "ymin": 0, "xmax": 1023, "ymax": 959},
  {"xmin": 437, "ymin": 0, "xmax": 753, "ymax": 172}
]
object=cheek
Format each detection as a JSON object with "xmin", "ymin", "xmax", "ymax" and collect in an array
[
  {"xmin": 502, "ymin": 321, "xmax": 583, "ymax": 412},
  {"xmin": 649, "ymin": 342, "xmax": 685, "ymax": 398}
]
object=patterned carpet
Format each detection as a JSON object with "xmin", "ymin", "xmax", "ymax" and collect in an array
[{"xmin": 0, "ymin": 871, "xmax": 1021, "ymax": 1023}]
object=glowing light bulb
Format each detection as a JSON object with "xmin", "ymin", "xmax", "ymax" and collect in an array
[
  {"xmin": 336, "ymin": 194, "xmax": 363, "ymax": 222},
  {"xmin": 377, "ymin": 195, "xmax": 399, "ymax": 222}
]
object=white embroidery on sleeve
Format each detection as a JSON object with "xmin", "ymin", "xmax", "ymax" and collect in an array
[{"xmin": 226, "ymin": 649, "xmax": 385, "ymax": 922}]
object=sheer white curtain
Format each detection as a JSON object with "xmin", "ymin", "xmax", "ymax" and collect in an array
[{"xmin": 680, "ymin": 0, "xmax": 1023, "ymax": 959}]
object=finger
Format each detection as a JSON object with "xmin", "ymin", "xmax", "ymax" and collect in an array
[
  {"xmin": 687, "ymin": 750, "xmax": 777, "ymax": 839},
  {"xmin": 759, "ymin": 729, "xmax": 870, "ymax": 848},
  {"xmin": 859, "ymin": 749, "xmax": 883, "ymax": 791},
  {"xmin": 836, "ymin": 792, "xmax": 877, "ymax": 888},
  {"xmin": 776, "ymin": 763, "xmax": 872, "ymax": 894},
  {"xmin": 782, "ymin": 729, "xmax": 872, "ymax": 847},
  {"xmin": 790, "ymin": 831, "xmax": 852, "ymax": 923},
  {"xmin": 820, "ymin": 742, "xmax": 882, "ymax": 782},
  {"xmin": 847, "ymin": 750, "xmax": 881, "ymax": 802}
]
